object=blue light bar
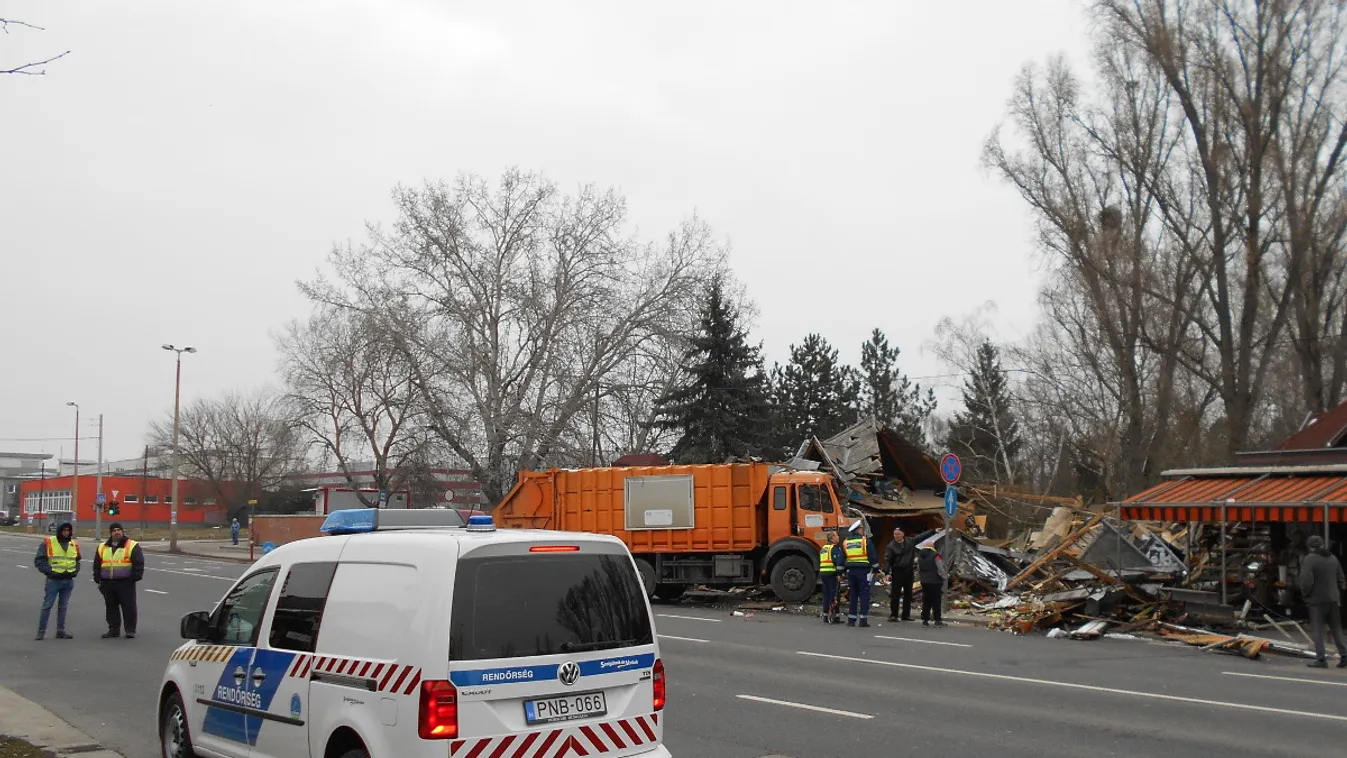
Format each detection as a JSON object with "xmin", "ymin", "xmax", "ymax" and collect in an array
[
  {"xmin": 321, "ymin": 509, "xmax": 378, "ymax": 535},
  {"xmin": 466, "ymin": 514, "xmax": 496, "ymax": 532}
]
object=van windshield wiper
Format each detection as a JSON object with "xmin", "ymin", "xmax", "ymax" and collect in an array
[{"xmin": 559, "ymin": 639, "xmax": 638, "ymax": 653}]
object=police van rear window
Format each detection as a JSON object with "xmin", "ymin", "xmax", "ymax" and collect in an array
[{"xmin": 449, "ymin": 552, "xmax": 653, "ymax": 661}]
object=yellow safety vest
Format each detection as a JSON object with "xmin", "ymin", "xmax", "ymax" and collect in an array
[
  {"xmin": 819, "ymin": 545, "xmax": 837, "ymax": 575},
  {"xmin": 843, "ymin": 536, "xmax": 869, "ymax": 566},
  {"xmin": 98, "ymin": 539, "xmax": 137, "ymax": 580},
  {"xmin": 45, "ymin": 537, "xmax": 79, "ymax": 574}
]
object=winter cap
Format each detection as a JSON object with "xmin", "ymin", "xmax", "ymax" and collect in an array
[
  {"xmin": 108, "ymin": 522, "xmax": 124, "ymax": 531},
  {"xmin": 1307, "ymin": 535, "xmax": 1325, "ymax": 551}
]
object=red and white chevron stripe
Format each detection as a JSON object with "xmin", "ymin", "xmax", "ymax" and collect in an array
[
  {"xmin": 449, "ymin": 713, "xmax": 660, "ymax": 758},
  {"xmin": 286, "ymin": 655, "xmax": 423, "ymax": 696}
]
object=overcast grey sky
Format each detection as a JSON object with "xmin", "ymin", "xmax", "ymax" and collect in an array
[{"xmin": 2, "ymin": 1, "xmax": 1090, "ymax": 462}]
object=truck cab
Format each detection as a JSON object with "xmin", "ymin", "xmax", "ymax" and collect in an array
[{"xmin": 758, "ymin": 470, "xmax": 847, "ymax": 601}]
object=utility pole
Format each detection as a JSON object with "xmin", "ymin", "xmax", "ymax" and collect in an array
[
  {"xmin": 95, "ymin": 414, "xmax": 104, "ymax": 540},
  {"xmin": 140, "ymin": 445, "xmax": 150, "ymax": 532},
  {"xmin": 162, "ymin": 344, "xmax": 197, "ymax": 553},
  {"xmin": 67, "ymin": 402, "xmax": 80, "ymax": 530}
]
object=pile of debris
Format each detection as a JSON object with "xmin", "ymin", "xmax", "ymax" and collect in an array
[{"xmin": 937, "ymin": 506, "xmax": 1318, "ymax": 660}]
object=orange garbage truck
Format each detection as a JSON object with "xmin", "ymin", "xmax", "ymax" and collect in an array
[{"xmin": 493, "ymin": 462, "xmax": 848, "ymax": 603}]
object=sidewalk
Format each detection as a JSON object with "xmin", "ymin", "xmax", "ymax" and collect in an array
[
  {"xmin": 0, "ymin": 531, "xmax": 256, "ymax": 564},
  {"xmin": 0, "ymin": 686, "xmax": 124, "ymax": 758}
]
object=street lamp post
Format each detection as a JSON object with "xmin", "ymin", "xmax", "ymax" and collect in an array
[
  {"xmin": 162, "ymin": 344, "xmax": 197, "ymax": 553},
  {"xmin": 66, "ymin": 402, "xmax": 79, "ymax": 531}
]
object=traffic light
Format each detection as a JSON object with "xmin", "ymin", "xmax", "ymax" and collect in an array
[{"xmin": 106, "ymin": 502, "xmax": 119, "ymax": 516}]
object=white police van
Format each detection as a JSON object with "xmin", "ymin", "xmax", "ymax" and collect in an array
[{"xmin": 157, "ymin": 511, "xmax": 669, "ymax": 758}]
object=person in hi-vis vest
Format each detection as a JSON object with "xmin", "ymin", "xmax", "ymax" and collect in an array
[
  {"xmin": 92, "ymin": 523, "xmax": 145, "ymax": 638},
  {"xmin": 842, "ymin": 520, "xmax": 878, "ymax": 627},
  {"xmin": 818, "ymin": 530, "xmax": 845, "ymax": 624},
  {"xmin": 34, "ymin": 521, "xmax": 81, "ymax": 640}
]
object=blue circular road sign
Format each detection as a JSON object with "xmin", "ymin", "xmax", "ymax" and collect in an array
[{"xmin": 939, "ymin": 453, "xmax": 962, "ymax": 485}]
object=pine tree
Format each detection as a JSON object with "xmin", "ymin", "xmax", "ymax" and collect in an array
[
  {"xmin": 859, "ymin": 328, "xmax": 937, "ymax": 449},
  {"xmin": 773, "ymin": 334, "xmax": 860, "ymax": 444},
  {"xmin": 652, "ymin": 279, "xmax": 771, "ymax": 463},
  {"xmin": 945, "ymin": 340, "xmax": 1022, "ymax": 483}
]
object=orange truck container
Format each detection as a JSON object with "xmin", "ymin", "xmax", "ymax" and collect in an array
[{"xmin": 494, "ymin": 462, "xmax": 848, "ymax": 602}]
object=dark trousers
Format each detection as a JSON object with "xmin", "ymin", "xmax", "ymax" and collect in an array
[
  {"xmin": 820, "ymin": 574, "xmax": 839, "ymax": 619},
  {"xmin": 846, "ymin": 566, "xmax": 871, "ymax": 621},
  {"xmin": 890, "ymin": 570, "xmax": 914, "ymax": 620},
  {"xmin": 100, "ymin": 581, "xmax": 137, "ymax": 633},
  {"xmin": 39, "ymin": 577, "xmax": 74, "ymax": 632},
  {"xmin": 1309, "ymin": 602, "xmax": 1347, "ymax": 661},
  {"xmin": 920, "ymin": 582, "xmax": 943, "ymax": 623}
]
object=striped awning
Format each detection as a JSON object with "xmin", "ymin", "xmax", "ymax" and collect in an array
[{"xmin": 1120, "ymin": 473, "xmax": 1347, "ymax": 523}]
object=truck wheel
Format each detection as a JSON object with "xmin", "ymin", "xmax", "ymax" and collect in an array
[
  {"xmin": 654, "ymin": 585, "xmax": 686, "ymax": 602},
  {"xmin": 769, "ymin": 555, "xmax": 816, "ymax": 603},
  {"xmin": 635, "ymin": 558, "xmax": 657, "ymax": 598}
]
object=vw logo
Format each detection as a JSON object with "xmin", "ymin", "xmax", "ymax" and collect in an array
[{"xmin": 557, "ymin": 661, "xmax": 580, "ymax": 687}]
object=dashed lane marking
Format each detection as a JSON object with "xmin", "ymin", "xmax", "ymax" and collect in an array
[
  {"xmin": 657, "ymin": 613, "xmax": 722, "ymax": 623},
  {"xmin": 874, "ymin": 634, "xmax": 973, "ymax": 648},
  {"xmin": 799, "ymin": 651, "xmax": 1347, "ymax": 723},
  {"xmin": 735, "ymin": 694, "xmax": 873, "ymax": 720},
  {"xmin": 147, "ymin": 589, "xmax": 169, "ymax": 595},
  {"xmin": 658, "ymin": 634, "xmax": 709, "ymax": 643},
  {"xmin": 1223, "ymin": 671, "xmax": 1347, "ymax": 688}
]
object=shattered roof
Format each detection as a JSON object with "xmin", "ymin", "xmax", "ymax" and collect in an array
[{"xmin": 794, "ymin": 417, "xmax": 945, "ymax": 494}]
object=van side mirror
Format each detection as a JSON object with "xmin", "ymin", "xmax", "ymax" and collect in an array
[{"xmin": 181, "ymin": 610, "xmax": 211, "ymax": 640}]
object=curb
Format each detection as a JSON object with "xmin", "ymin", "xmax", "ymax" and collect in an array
[{"xmin": 0, "ymin": 684, "xmax": 125, "ymax": 758}]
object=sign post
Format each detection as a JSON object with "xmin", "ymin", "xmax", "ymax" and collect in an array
[
  {"xmin": 95, "ymin": 492, "xmax": 106, "ymax": 540},
  {"xmin": 247, "ymin": 499, "xmax": 259, "ymax": 560},
  {"xmin": 938, "ymin": 454, "xmax": 962, "ymax": 613}
]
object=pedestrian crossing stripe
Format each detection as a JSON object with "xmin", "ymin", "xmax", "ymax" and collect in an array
[{"xmin": 171, "ymin": 644, "xmax": 239, "ymax": 662}]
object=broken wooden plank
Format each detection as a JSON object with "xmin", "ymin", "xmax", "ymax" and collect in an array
[{"xmin": 1007, "ymin": 512, "xmax": 1108, "ymax": 589}]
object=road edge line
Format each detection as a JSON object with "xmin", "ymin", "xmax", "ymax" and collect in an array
[{"xmin": 0, "ymin": 683, "xmax": 127, "ymax": 757}]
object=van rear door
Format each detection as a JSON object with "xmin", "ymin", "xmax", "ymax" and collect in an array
[{"xmin": 445, "ymin": 541, "xmax": 662, "ymax": 756}]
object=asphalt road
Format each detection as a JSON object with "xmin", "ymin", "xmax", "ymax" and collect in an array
[{"xmin": 3, "ymin": 531, "xmax": 1346, "ymax": 758}]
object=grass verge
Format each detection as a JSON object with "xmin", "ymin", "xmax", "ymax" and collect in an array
[{"xmin": 0, "ymin": 736, "xmax": 51, "ymax": 758}]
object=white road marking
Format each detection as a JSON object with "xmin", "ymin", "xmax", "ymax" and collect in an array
[
  {"xmin": 658, "ymin": 634, "xmax": 709, "ymax": 643},
  {"xmin": 16, "ymin": 565, "xmax": 25, "ymax": 569},
  {"xmin": 182, "ymin": 567, "xmax": 203, "ymax": 572},
  {"xmin": 657, "ymin": 613, "xmax": 722, "ymax": 623},
  {"xmin": 148, "ymin": 567, "xmax": 236, "ymax": 581},
  {"xmin": 1223, "ymin": 671, "xmax": 1347, "ymax": 688},
  {"xmin": 147, "ymin": 589, "xmax": 169, "ymax": 595},
  {"xmin": 874, "ymin": 635, "xmax": 972, "ymax": 648},
  {"xmin": 735, "ymin": 694, "xmax": 873, "ymax": 720},
  {"xmin": 799, "ymin": 651, "xmax": 1347, "ymax": 723}
]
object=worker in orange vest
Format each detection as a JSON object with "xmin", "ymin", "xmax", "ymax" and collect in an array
[
  {"xmin": 34, "ymin": 521, "xmax": 81, "ymax": 640},
  {"xmin": 93, "ymin": 523, "xmax": 145, "ymax": 638}
]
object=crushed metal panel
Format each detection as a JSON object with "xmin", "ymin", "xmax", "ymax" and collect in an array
[{"xmin": 1077, "ymin": 521, "xmax": 1157, "ymax": 572}]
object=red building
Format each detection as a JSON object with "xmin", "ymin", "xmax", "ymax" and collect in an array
[{"xmin": 18, "ymin": 474, "xmax": 228, "ymax": 527}]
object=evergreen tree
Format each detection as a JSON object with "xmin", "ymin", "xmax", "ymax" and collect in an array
[
  {"xmin": 945, "ymin": 340, "xmax": 1022, "ymax": 483},
  {"xmin": 859, "ymin": 328, "xmax": 937, "ymax": 449},
  {"xmin": 652, "ymin": 279, "xmax": 771, "ymax": 463},
  {"xmin": 774, "ymin": 334, "xmax": 860, "ymax": 444}
]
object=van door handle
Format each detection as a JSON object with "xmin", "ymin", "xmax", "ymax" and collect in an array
[{"xmin": 252, "ymin": 668, "xmax": 266, "ymax": 686}]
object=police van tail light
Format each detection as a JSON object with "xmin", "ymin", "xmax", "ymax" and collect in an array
[
  {"xmin": 418, "ymin": 680, "xmax": 458, "ymax": 740},
  {"xmin": 652, "ymin": 658, "xmax": 665, "ymax": 711}
]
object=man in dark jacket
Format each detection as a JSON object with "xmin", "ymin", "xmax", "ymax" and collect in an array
[
  {"xmin": 917, "ymin": 541, "xmax": 947, "ymax": 628},
  {"xmin": 34, "ymin": 521, "xmax": 80, "ymax": 640},
  {"xmin": 92, "ymin": 523, "xmax": 145, "ymax": 639},
  {"xmin": 885, "ymin": 527, "xmax": 935, "ymax": 622},
  {"xmin": 1299, "ymin": 535, "xmax": 1347, "ymax": 668}
]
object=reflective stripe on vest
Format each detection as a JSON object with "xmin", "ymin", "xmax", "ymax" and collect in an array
[
  {"xmin": 819, "ymin": 545, "xmax": 837, "ymax": 575},
  {"xmin": 844, "ymin": 536, "xmax": 869, "ymax": 566},
  {"xmin": 45, "ymin": 536, "xmax": 79, "ymax": 574},
  {"xmin": 98, "ymin": 539, "xmax": 137, "ymax": 580}
]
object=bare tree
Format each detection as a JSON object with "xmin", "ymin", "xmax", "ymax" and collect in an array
[
  {"xmin": 149, "ymin": 388, "xmax": 307, "ymax": 515},
  {"xmin": 277, "ymin": 305, "xmax": 426, "ymax": 506},
  {"xmin": 302, "ymin": 169, "xmax": 723, "ymax": 502},
  {"xmin": 1, "ymin": 18, "xmax": 69, "ymax": 75}
]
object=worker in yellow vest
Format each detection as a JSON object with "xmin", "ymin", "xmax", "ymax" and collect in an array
[
  {"xmin": 92, "ymin": 523, "xmax": 145, "ymax": 639},
  {"xmin": 818, "ymin": 531, "xmax": 845, "ymax": 624},
  {"xmin": 33, "ymin": 521, "xmax": 81, "ymax": 640},
  {"xmin": 842, "ymin": 520, "xmax": 878, "ymax": 627}
]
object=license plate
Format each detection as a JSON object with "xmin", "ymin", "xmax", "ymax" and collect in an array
[{"xmin": 524, "ymin": 691, "xmax": 607, "ymax": 725}]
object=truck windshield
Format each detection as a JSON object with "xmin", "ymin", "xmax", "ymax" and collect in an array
[
  {"xmin": 449, "ymin": 552, "xmax": 654, "ymax": 661},
  {"xmin": 799, "ymin": 484, "xmax": 834, "ymax": 513}
]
